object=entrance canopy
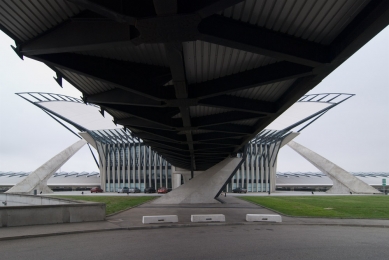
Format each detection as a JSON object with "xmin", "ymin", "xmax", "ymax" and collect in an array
[{"xmin": 1, "ymin": 0, "xmax": 388, "ymax": 170}]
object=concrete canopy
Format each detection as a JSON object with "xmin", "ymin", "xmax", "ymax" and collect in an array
[{"xmin": 1, "ymin": 0, "xmax": 388, "ymax": 171}]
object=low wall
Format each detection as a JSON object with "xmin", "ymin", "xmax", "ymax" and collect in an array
[{"xmin": 0, "ymin": 194, "xmax": 105, "ymax": 227}]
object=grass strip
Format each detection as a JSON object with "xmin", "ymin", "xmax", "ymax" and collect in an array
[
  {"xmin": 55, "ymin": 196, "xmax": 156, "ymax": 215},
  {"xmin": 240, "ymin": 196, "xmax": 389, "ymax": 219}
]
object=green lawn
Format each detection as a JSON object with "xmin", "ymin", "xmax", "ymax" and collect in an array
[
  {"xmin": 240, "ymin": 196, "xmax": 389, "ymax": 219},
  {"xmin": 55, "ymin": 196, "xmax": 156, "ymax": 215}
]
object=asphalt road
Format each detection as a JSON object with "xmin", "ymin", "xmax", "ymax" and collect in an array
[{"xmin": 1, "ymin": 225, "xmax": 388, "ymax": 260}]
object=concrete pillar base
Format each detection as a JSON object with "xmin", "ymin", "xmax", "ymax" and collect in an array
[{"xmin": 152, "ymin": 157, "xmax": 243, "ymax": 204}]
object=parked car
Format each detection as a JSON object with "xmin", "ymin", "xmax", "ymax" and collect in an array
[
  {"xmin": 128, "ymin": 187, "xmax": 141, "ymax": 193},
  {"xmin": 144, "ymin": 187, "xmax": 156, "ymax": 193},
  {"xmin": 157, "ymin": 187, "xmax": 168, "ymax": 194},
  {"xmin": 232, "ymin": 187, "xmax": 247, "ymax": 193},
  {"xmin": 90, "ymin": 187, "xmax": 103, "ymax": 193},
  {"xmin": 117, "ymin": 187, "xmax": 130, "ymax": 193},
  {"xmin": 118, "ymin": 187, "xmax": 141, "ymax": 193}
]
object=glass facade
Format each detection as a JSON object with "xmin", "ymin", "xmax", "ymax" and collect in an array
[{"xmin": 91, "ymin": 128, "xmax": 281, "ymax": 193}]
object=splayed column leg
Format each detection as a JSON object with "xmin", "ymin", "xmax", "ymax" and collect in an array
[
  {"xmin": 153, "ymin": 157, "xmax": 243, "ymax": 204},
  {"xmin": 6, "ymin": 139, "xmax": 87, "ymax": 195},
  {"xmin": 288, "ymin": 141, "xmax": 380, "ymax": 194}
]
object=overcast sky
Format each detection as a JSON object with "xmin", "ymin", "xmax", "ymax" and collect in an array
[{"xmin": 0, "ymin": 27, "xmax": 388, "ymax": 173}]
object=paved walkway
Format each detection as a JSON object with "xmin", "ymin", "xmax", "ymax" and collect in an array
[{"xmin": 1, "ymin": 196, "xmax": 388, "ymax": 241}]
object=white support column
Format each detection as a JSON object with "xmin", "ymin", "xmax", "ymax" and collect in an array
[
  {"xmin": 154, "ymin": 152, "xmax": 157, "ymax": 188},
  {"xmin": 231, "ymin": 169, "xmax": 235, "ymax": 191},
  {"xmin": 235, "ymin": 168, "xmax": 238, "ymax": 188},
  {"xmin": 98, "ymin": 143, "xmax": 107, "ymax": 192},
  {"xmin": 116, "ymin": 145, "xmax": 120, "ymax": 190},
  {"xmin": 111, "ymin": 146, "xmax": 114, "ymax": 191},
  {"xmin": 165, "ymin": 160, "xmax": 168, "ymax": 188},
  {"xmin": 127, "ymin": 145, "xmax": 130, "ymax": 187},
  {"xmin": 250, "ymin": 144, "xmax": 254, "ymax": 192},
  {"xmin": 260, "ymin": 145, "xmax": 266, "ymax": 192},
  {"xmin": 148, "ymin": 147, "xmax": 152, "ymax": 187},
  {"xmin": 264, "ymin": 164, "xmax": 268, "ymax": 192},
  {"xmin": 128, "ymin": 144, "xmax": 132, "ymax": 188},
  {"xmin": 171, "ymin": 166, "xmax": 181, "ymax": 189},
  {"xmin": 159, "ymin": 157, "xmax": 163, "ymax": 188},
  {"xmin": 143, "ymin": 145, "xmax": 146, "ymax": 189},
  {"xmin": 114, "ymin": 145, "xmax": 118, "ymax": 191},
  {"xmin": 119, "ymin": 143, "xmax": 126, "ymax": 187},
  {"xmin": 137, "ymin": 143, "xmax": 141, "ymax": 187},
  {"xmin": 240, "ymin": 163, "xmax": 244, "ymax": 188},
  {"xmin": 132, "ymin": 144, "xmax": 136, "ymax": 188},
  {"xmin": 268, "ymin": 140, "xmax": 280, "ymax": 193},
  {"xmin": 255, "ymin": 145, "xmax": 259, "ymax": 192},
  {"xmin": 268, "ymin": 142, "xmax": 275, "ymax": 193},
  {"xmin": 110, "ymin": 145, "xmax": 114, "ymax": 191},
  {"xmin": 246, "ymin": 147, "xmax": 249, "ymax": 190},
  {"xmin": 271, "ymin": 158, "xmax": 277, "ymax": 192},
  {"xmin": 107, "ymin": 146, "xmax": 112, "ymax": 192}
]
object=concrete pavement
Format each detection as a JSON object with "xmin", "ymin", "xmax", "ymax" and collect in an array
[
  {"xmin": 0, "ymin": 194, "xmax": 388, "ymax": 241},
  {"xmin": 2, "ymin": 225, "xmax": 388, "ymax": 260}
]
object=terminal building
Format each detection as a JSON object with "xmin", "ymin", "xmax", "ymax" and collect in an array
[
  {"xmin": 1, "ymin": 171, "xmax": 387, "ymax": 193},
  {"xmin": 4, "ymin": 92, "xmax": 377, "ymax": 194}
]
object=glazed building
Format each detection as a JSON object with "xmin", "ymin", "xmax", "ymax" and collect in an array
[{"xmin": 18, "ymin": 92, "xmax": 352, "ymax": 192}]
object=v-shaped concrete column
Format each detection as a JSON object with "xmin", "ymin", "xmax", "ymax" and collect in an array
[
  {"xmin": 6, "ymin": 139, "xmax": 87, "ymax": 195},
  {"xmin": 288, "ymin": 141, "xmax": 379, "ymax": 194},
  {"xmin": 153, "ymin": 157, "xmax": 243, "ymax": 204}
]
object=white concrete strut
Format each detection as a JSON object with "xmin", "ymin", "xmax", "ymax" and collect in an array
[
  {"xmin": 288, "ymin": 140, "xmax": 380, "ymax": 194},
  {"xmin": 152, "ymin": 157, "xmax": 243, "ymax": 204},
  {"xmin": 6, "ymin": 139, "xmax": 87, "ymax": 195}
]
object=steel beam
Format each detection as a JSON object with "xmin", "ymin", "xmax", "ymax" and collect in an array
[
  {"xmin": 199, "ymin": 15, "xmax": 331, "ymax": 67},
  {"xmin": 29, "ymin": 53, "xmax": 173, "ymax": 101},
  {"xmin": 189, "ymin": 61, "xmax": 313, "ymax": 99},
  {"xmin": 192, "ymin": 111, "xmax": 262, "ymax": 128},
  {"xmin": 87, "ymin": 89, "xmax": 163, "ymax": 107},
  {"xmin": 20, "ymin": 19, "xmax": 138, "ymax": 55},
  {"xmin": 199, "ymin": 95, "xmax": 277, "ymax": 115}
]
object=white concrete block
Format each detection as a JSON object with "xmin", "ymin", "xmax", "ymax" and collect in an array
[
  {"xmin": 246, "ymin": 214, "xmax": 282, "ymax": 222},
  {"xmin": 142, "ymin": 215, "xmax": 178, "ymax": 224},
  {"xmin": 191, "ymin": 214, "xmax": 225, "ymax": 222}
]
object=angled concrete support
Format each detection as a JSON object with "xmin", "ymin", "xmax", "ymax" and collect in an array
[
  {"xmin": 80, "ymin": 132, "xmax": 107, "ymax": 191},
  {"xmin": 288, "ymin": 141, "xmax": 380, "ymax": 194},
  {"xmin": 6, "ymin": 139, "xmax": 87, "ymax": 195},
  {"xmin": 153, "ymin": 157, "xmax": 243, "ymax": 204}
]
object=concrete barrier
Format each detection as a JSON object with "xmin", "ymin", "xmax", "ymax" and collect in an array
[
  {"xmin": 0, "ymin": 193, "xmax": 70, "ymax": 206},
  {"xmin": 0, "ymin": 194, "xmax": 105, "ymax": 227},
  {"xmin": 246, "ymin": 214, "xmax": 282, "ymax": 222},
  {"xmin": 191, "ymin": 214, "xmax": 225, "ymax": 222},
  {"xmin": 142, "ymin": 215, "xmax": 178, "ymax": 224}
]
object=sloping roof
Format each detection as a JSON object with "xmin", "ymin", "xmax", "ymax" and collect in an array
[
  {"xmin": 18, "ymin": 92, "xmax": 352, "ymax": 147},
  {"xmin": 0, "ymin": 171, "xmax": 100, "ymax": 187},
  {"xmin": 2, "ymin": 0, "xmax": 388, "ymax": 170},
  {"xmin": 17, "ymin": 92, "xmax": 119, "ymax": 131},
  {"xmin": 276, "ymin": 172, "xmax": 389, "ymax": 187}
]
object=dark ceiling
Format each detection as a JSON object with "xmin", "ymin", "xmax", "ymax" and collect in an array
[{"xmin": 1, "ymin": 0, "xmax": 388, "ymax": 170}]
